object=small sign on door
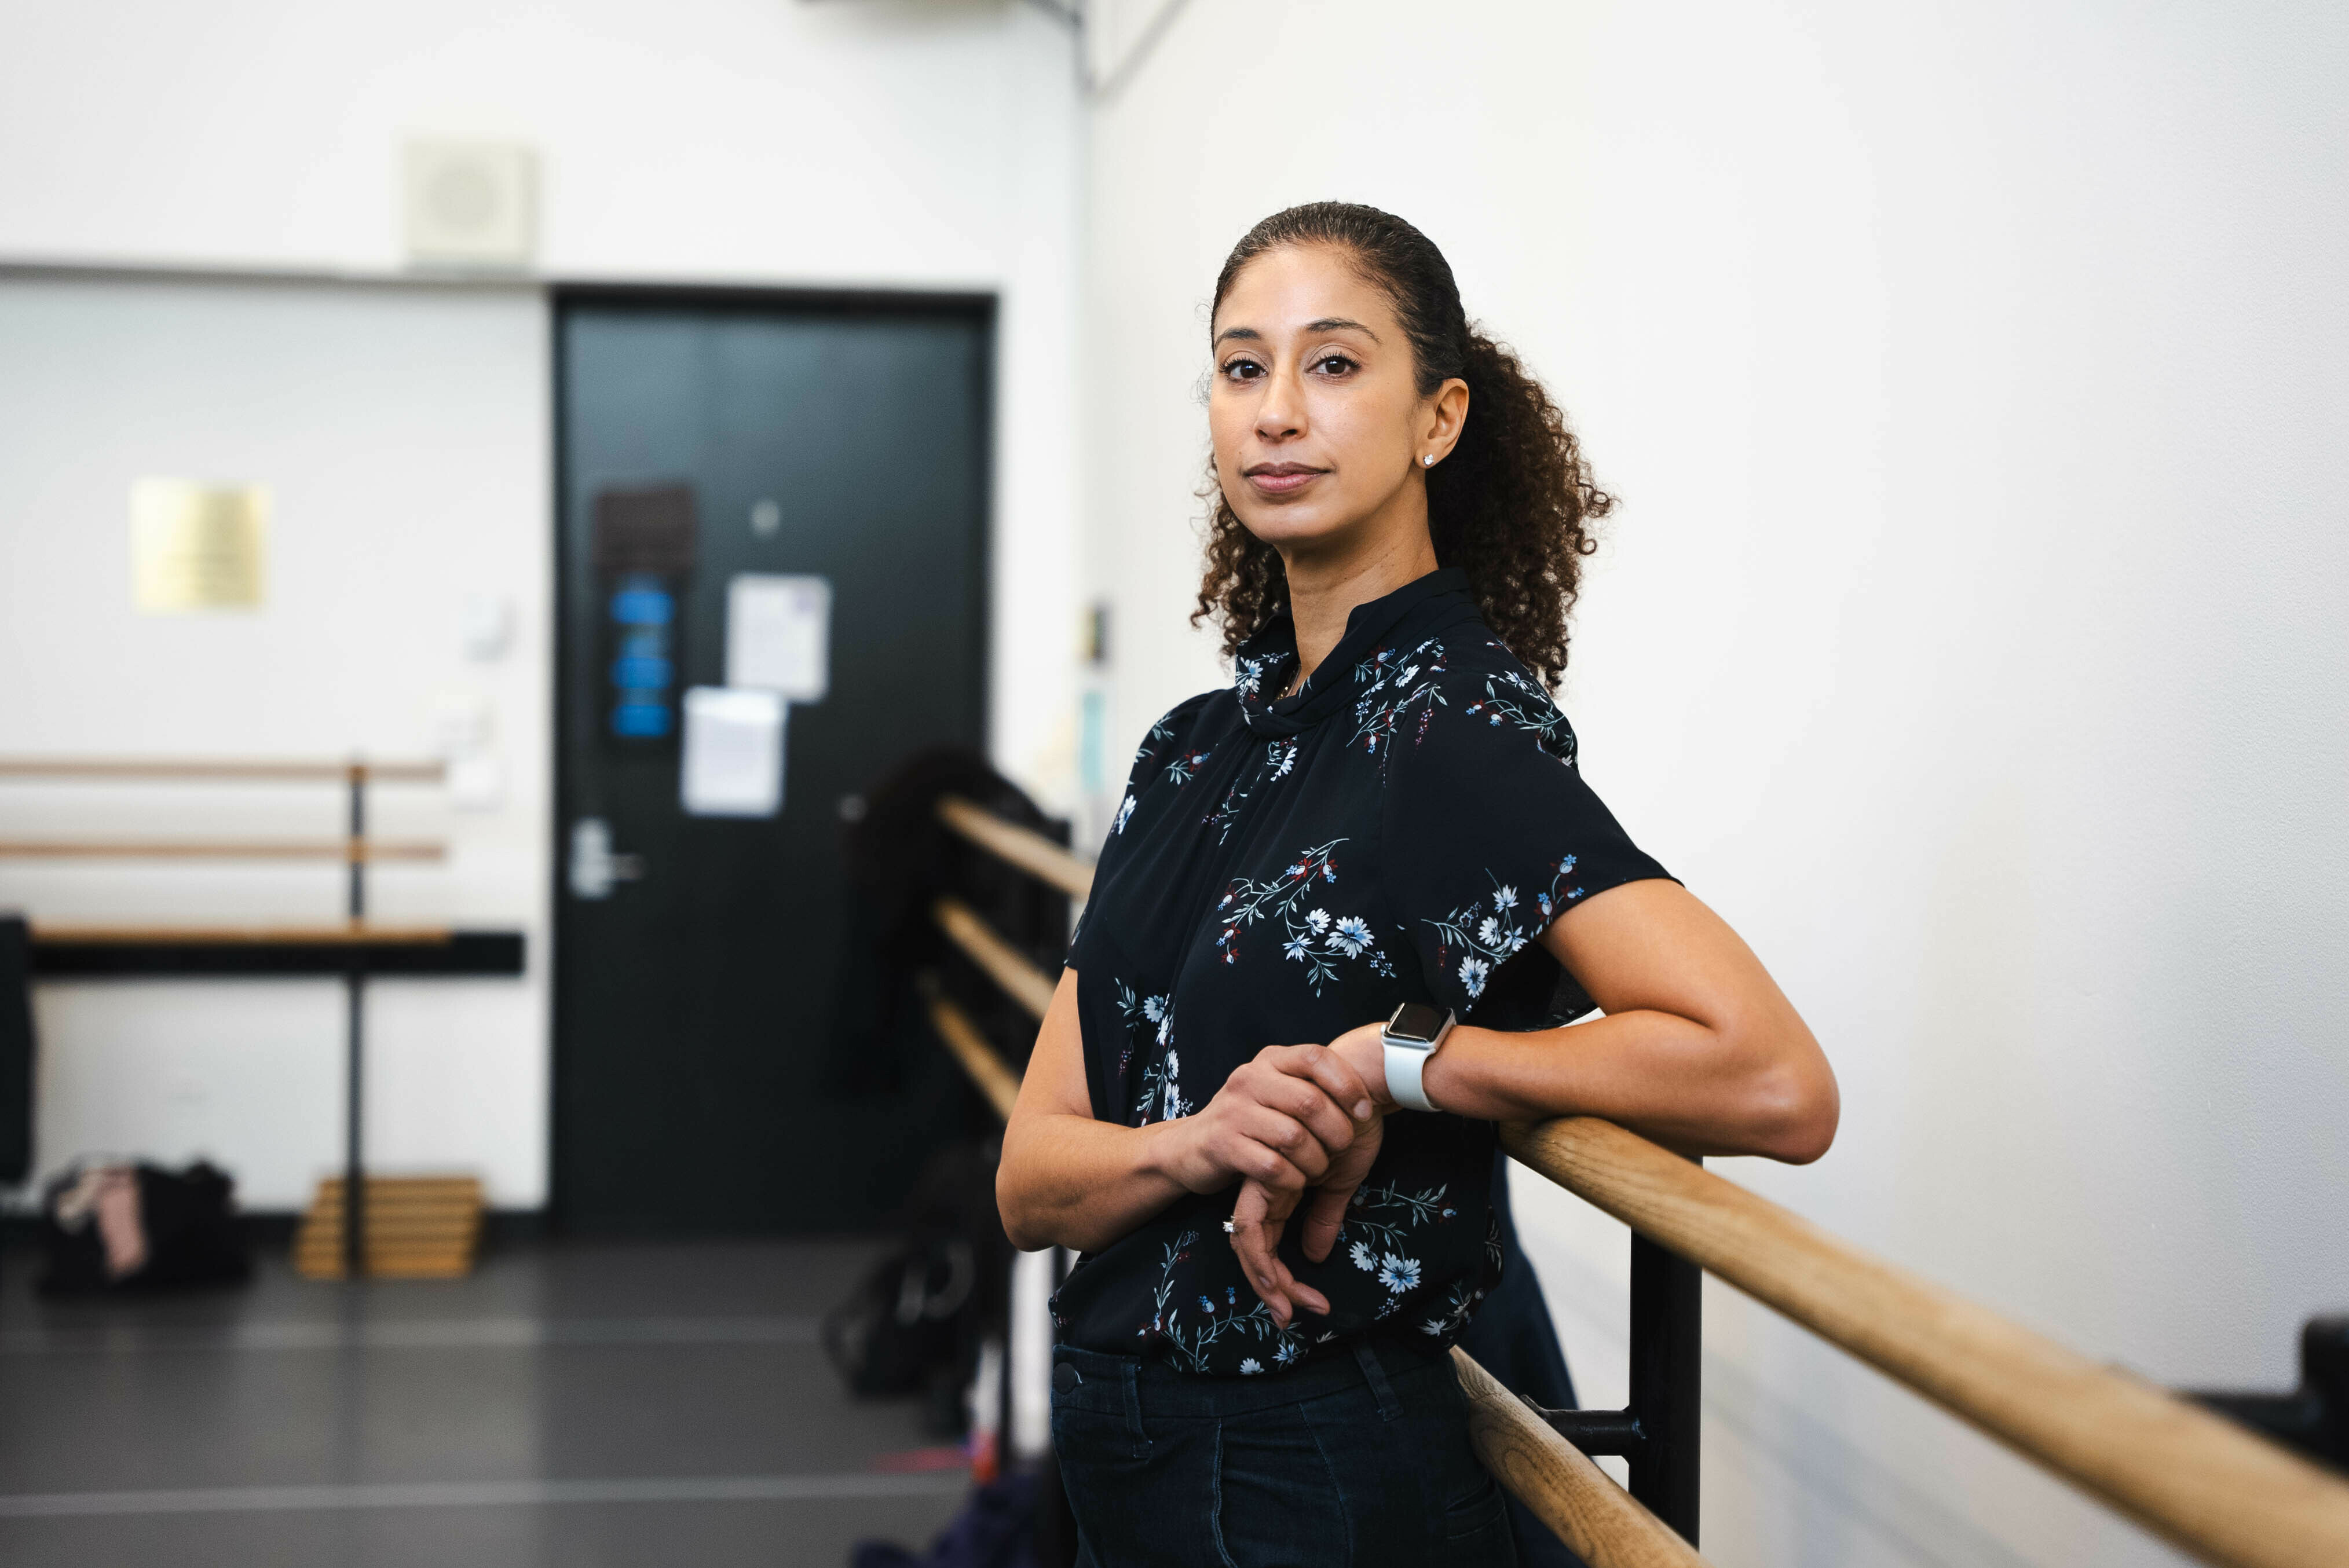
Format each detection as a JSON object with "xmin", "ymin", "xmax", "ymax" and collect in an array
[
  {"xmin": 679, "ymin": 686, "xmax": 786, "ymax": 818},
  {"xmin": 726, "ymin": 574, "xmax": 830, "ymax": 702}
]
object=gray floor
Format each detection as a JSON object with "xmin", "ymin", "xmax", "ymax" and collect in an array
[{"xmin": 0, "ymin": 1237, "xmax": 969, "ymax": 1567}]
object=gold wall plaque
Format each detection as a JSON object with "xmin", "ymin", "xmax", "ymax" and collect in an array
[{"xmin": 130, "ymin": 479, "xmax": 270, "ymax": 611}]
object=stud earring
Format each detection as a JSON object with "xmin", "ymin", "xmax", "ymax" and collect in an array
[{"xmin": 1422, "ymin": 454, "xmax": 1435, "ymax": 467}]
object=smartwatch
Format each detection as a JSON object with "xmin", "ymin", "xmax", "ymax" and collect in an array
[{"xmin": 1381, "ymin": 1002, "xmax": 1455, "ymax": 1113}]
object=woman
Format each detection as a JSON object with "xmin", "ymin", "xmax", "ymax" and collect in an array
[{"xmin": 998, "ymin": 203, "xmax": 1838, "ymax": 1567}]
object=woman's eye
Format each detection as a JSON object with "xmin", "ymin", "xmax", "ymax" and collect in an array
[
  {"xmin": 1313, "ymin": 354, "xmax": 1358, "ymax": 376},
  {"xmin": 1222, "ymin": 358, "xmax": 1264, "ymax": 381}
]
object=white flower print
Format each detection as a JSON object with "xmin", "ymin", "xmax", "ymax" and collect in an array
[
  {"xmin": 1418, "ymin": 1283, "xmax": 1481, "ymax": 1339},
  {"xmin": 1428, "ymin": 860, "xmax": 1587, "ymax": 1008},
  {"xmin": 1349, "ymin": 637, "xmax": 1452, "ymax": 763},
  {"xmin": 1275, "ymin": 1340, "xmax": 1301, "ymax": 1366},
  {"xmin": 1459, "ymin": 956, "xmax": 1490, "ymax": 998},
  {"xmin": 1341, "ymin": 1183, "xmax": 1454, "ymax": 1260},
  {"xmin": 1461, "ymin": 658, "xmax": 1580, "ymax": 765},
  {"xmin": 1111, "ymin": 982, "xmax": 1169, "ymax": 1080},
  {"xmin": 1146, "ymin": 1230, "xmax": 1302, "ymax": 1375},
  {"xmin": 1212, "ymin": 842, "xmax": 1392, "ymax": 992},
  {"xmin": 1123, "ymin": 990, "xmax": 1187, "ymax": 1123},
  {"xmin": 1204, "ymin": 737, "xmax": 1302, "ymax": 845},
  {"xmin": 1111, "ymin": 792, "xmax": 1137, "ymax": 835},
  {"xmin": 1163, "ymin": 748, "xmax": 1212, "ymax": 786},
  {"xmin": 1377, "ymin": 1254, "xmax": 1423, "ymax": 1294}
]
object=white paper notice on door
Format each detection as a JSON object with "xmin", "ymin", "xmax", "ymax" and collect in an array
[
  {"xmin": 726, "ymin": 573, "xmax": 830, "ymax": 702},
  {"xmin": 679, "ymin": 687, "xmax": 786, "ymax": 818}
]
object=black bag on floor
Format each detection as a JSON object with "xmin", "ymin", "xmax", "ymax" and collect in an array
[
  {"xmin": 38, "ymin": 1160, "xmax": 253, "ymax": 1295},
  {"xmin": 823, "ymin": 1140, "xmax": 1008, "ymax": 1435}
]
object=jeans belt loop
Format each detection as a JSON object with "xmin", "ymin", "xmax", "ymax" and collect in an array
[
  {"xmin": 1121, "ymin": 1358, "xmax": 1149, "ymax": 1458},
  {"xmin": 1352, "ymin": 1338, "xmax": 1403, "ymax": 1423}
]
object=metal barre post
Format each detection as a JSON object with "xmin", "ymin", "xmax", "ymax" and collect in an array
[
  {"xmin": 1629, "ymin": 1219, "xmax": 1703, "ymax": 1544},
  {"xmin": 343, "ymin": 763, "xmax": 366, "ymax": 1281}
]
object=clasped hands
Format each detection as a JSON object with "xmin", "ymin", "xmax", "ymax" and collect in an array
[{"xmin": 1164, "ymin": 1023, "xmax": 1392, "ymax": 1328}]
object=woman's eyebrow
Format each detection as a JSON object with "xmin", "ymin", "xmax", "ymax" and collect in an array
[{"xmin": 1212, "ymin": 318, "xmax": 1381, "ymax": 348}]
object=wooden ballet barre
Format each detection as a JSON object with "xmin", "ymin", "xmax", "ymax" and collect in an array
[
  {"xmin": 0, "ymin": 838, "xmax": 444, "ymax": 861},
  {"xmin": 920, "ymin": 978, "xmax": 1023, "ymax": 1122},
  {"xmin": 932, "ymin": 895, "xmax": 1058, "ymax": 1020},
  {"xmin": 1454, "ymin": 1347, "xmax": 1706, "ymax": 1566},
  {"xmin": 1502, "ymin": 1118, "xmax": 2349, "ymax": 1568},
  {"xmin": 0, "ymin": 757, "xmax": 445, "ymax": 782},
  {"xmin": 936, "ymin": 795, "xmax": 1094, "ymax": 901}
]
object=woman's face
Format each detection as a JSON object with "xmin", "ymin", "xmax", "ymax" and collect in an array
[{"xmin": 1208, "ymin": 243, "xmax": 1464, "ymax": 558}]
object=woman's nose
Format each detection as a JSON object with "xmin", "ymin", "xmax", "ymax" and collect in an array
[{"xmin": 1255, "ymin": 365, "xmax": 1305, "ymax": 442}]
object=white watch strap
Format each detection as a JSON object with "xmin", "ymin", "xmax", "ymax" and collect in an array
[{"xmin": 1385, "ymin": 1038, "xmax": 1439, "ymax": 1112}]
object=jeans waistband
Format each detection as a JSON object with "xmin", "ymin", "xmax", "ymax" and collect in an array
[{"xmin": 1051, "ymin": 1332, "xmax": 1453, "ymax": 1423}]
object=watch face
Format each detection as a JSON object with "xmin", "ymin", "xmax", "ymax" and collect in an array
[{"xmin": 1388, "ymin": 1002, "xmax": 1447, "ymax": 1045}]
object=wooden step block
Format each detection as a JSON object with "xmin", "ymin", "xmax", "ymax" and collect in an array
[{"xmin": 294, "ymin": 1174, "xmax": 485, "ymax": 1281}]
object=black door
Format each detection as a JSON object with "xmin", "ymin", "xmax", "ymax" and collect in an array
[{"xmin": 553, "ymin": 290, "xmax": 992, "ymax": 1233}]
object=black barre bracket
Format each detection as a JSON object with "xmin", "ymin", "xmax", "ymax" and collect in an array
[
  {"xmin": 1527, "ymin": 1191, "xmax": 1704, "ymax": 1544},
  {"xmin": 2185, "ymin": 1315, "xmax": 2349, "ymax": 1473}
]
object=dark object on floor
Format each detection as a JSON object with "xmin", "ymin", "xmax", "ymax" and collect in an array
[
  {"xmin": 852, "ymin": 1470, "xmax": 1040, "ymax": 1568},
  {"xmin": 0, "ymin": 915, "xmax": 31, "ymax": 1186},
  {"xmin": 1456, "ymin": 1145, "xmax": 1591, "ymax": 1568},
  {"xmin": 37, "ymin": 1160, "xmax": 253, "ymax": 1295},
  {"xmin": 825, "ymin": 1141, "xmax": 1010, "ymax": 1436}
]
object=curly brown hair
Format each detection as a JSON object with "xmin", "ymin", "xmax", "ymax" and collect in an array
[{"xmin": 1191, "ymin": 202, "xmax": 1613, "ymax": 688}]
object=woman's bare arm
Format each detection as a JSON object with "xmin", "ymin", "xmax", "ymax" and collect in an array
[
  {"xmin": 1386, "ymin": 878, "xmax": 1837, "ymax": 1158},
  {"xmin": 995, "ymin": 968, "xmax": 1380, "ymax": 1254},
  {"xmin": 1230, "ymin": 878, "xmax": 1838, "ymax": 1316}
]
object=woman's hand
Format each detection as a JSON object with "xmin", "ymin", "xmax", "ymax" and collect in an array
[
  {"xmin": 1228, "ymin": 1022, "xmax": 1391, "ymax": 1325},
  {"xmin": 1163, "ymin": 1042, "xmax": 1377, "ymax": 1197}
]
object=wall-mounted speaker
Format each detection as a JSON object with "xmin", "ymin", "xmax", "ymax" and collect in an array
[{"xmin": 403, "ymin": 138, "xmax": 538, "ymax": 272}]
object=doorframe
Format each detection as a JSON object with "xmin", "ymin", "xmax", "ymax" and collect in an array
[{"xmin": 546, "ymin": 281, "xmax": 998, "ymax": 1232}]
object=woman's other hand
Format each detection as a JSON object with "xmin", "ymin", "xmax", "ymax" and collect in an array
[
  {"xmin": 1229, "ymin": 1021, "xmax": 1391, "ymax": 1325},
  {"xmin": 1229, "ymin": 1109, "xmax": 1385, "ymax": 1326},
  {"xmin": 1165, "ymin": 1042, "xmax": 1375, "ymax": 1198}
]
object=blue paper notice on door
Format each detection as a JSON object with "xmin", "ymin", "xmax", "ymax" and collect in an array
[
  {"xmin": 726, "ymin": 574, "xmax": 830, "ymax": 702},
  {"xmin": 679, "ymin": 687, "xmax": 786, "ymax": 817}
]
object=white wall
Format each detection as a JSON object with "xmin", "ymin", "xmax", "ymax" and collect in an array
[
  {"xmin": 0, "ymin": 0, "xmax": 1084, "ymax": 1207},
  {"xmin": 1082, "ymin": 1, "xmax": 2349, "ymax": 1563},
  {"xmin": 0, "ymin": 276, "xmax": 552, "ymax": 1210}
]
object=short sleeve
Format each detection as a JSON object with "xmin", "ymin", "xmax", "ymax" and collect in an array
[
  {"xmin": 1379, "ymin": 658, "xmax": 1671, "ymax": 1026},
  {"xmin": 1066, "ymin": 695, "xmax": 1210, "ymax": 968}
]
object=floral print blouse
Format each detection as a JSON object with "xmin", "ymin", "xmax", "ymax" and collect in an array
[{"xmin": 1052, "ymin": 567, "xmax": 1671, "ymax": 1378}]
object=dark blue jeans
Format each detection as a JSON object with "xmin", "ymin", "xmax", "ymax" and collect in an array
[{"xmin": 1051, "ymin": 1336, "xmax": 1517, "ymax": 1568}]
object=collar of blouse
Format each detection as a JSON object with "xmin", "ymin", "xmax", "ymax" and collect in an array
[{"xmin": 1235, "ymin": 566, "xmax": 1473, "ymax": 738}]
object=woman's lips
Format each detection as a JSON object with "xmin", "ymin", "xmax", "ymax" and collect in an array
[{"xmin": 1246, "ymin": 467, "xmax": 1326, "ymax": 496}]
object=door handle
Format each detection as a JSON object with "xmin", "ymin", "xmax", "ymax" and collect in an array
[{"xmin": 568, "ymin": 817, "xmax": 646, "ymax": 900}]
